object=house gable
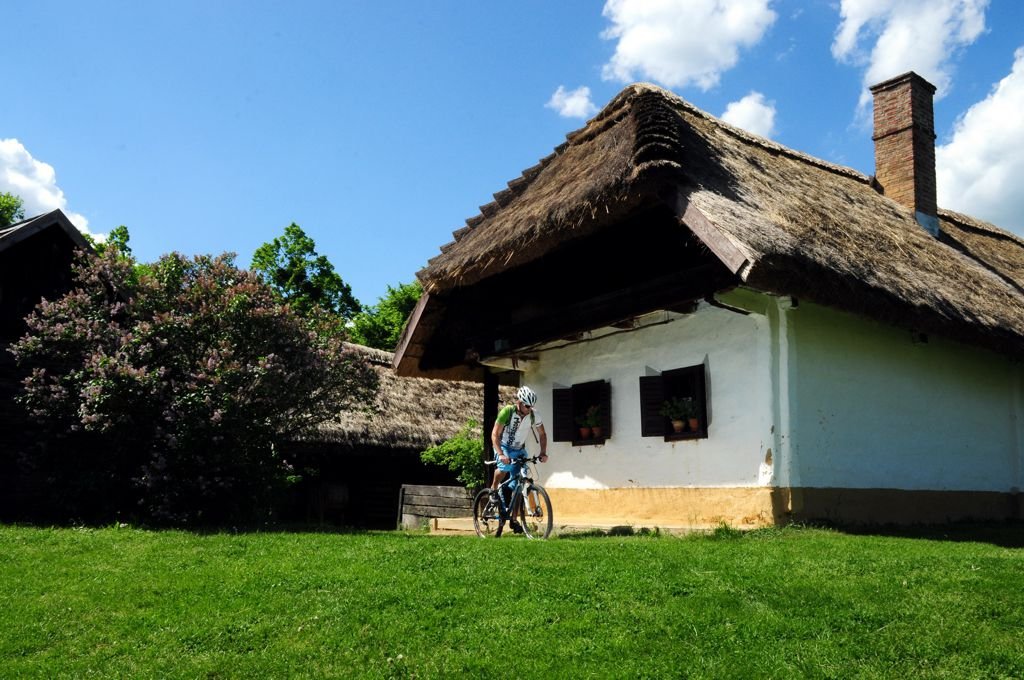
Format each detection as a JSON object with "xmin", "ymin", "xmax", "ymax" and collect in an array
[{"xmin": 1, "ymin": 210, "xmax": 91, "ymax": 344}]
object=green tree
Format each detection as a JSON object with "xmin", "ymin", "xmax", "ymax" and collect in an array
[
  {"xmin": 349, "ymin": 280, "xmax": 422, "ymax": 350},
  {"xmin": 102, "ymin": 224, "xmax": 132, "ymax": 257},
  {"xmin": 86, "ymin": 225, "xmax": 154, "ymax": 287},
  {"xmin": 251, "ymin": 223, "xmax": 360, "ymax": 321},
  {"xmin": 0, "ymin": 192, "xmax": 25, "ymax": 227},
  {"xmin": 11, "ymin": 248, "xmax": 378, "ymax": 525}
]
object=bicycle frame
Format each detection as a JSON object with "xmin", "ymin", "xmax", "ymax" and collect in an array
[
  {"xmin": 492, "ymin": 457, "xmax": 534, "ymax": 520},
  {"xmin": 475, "ymin": 456, "xmax": 552, "ymax": 539}
]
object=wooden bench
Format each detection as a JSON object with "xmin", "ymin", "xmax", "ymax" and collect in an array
[{"xmin": 398, "ymin": 484, "xmax": 473, "ymax": 530}]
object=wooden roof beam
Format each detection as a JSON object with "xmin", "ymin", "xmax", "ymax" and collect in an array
[{"xmin": 674, "ymin": 192, "xmax": 752, "ymax": 280}]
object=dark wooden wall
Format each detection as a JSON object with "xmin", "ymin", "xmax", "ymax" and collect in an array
[
  {"xmin": 281, "ymin": 443, "xmax": 462, "ymax": 529},
  {"xmin": 1, "ymin": 224, "xmax": 85, "ymax": 521}
]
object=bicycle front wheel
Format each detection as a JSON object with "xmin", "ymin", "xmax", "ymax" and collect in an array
[
  {"xmin": 518, "ymin": 484, "xmax": 553, "ymax": 539},
  {"xmin": 472, "ymin": 488, "xmax": 502, "ymax": 538}
]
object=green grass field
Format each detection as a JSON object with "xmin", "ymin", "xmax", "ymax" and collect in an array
[{"xmin": 2, "ymin": 524, "xmax": 1023, "ymax": 678}]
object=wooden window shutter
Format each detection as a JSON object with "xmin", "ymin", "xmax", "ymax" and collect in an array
[
  {"xmin": 695, "ymin": 366, "xmax": 709, "ymax": 429},
  {"xmin": 639, "ymin": 375, "xmax": 665, "ymax": 437},
  {"xmin": 551, "ymin": 387, "xmax": 575, "ymax": 442},
  {"xmin": 600, "ymin": 380, "xmax": 612, "ymax": 438}
]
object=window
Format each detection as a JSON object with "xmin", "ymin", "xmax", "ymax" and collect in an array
[
  {"xmin": 639, "ymin": 364, "xmax": 709, "ymax": 440},
  {"xmin": 552, "ymin": 380, "xmax": 612, "ymax": 446}
]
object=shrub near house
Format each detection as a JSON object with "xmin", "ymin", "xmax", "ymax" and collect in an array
[{"xmin": 11, "ymin": 249, "xmax": 377, "ymax": 525}]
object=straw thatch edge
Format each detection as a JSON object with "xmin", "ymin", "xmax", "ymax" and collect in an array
[{"xmin": 309, "ymin": 344, "xmax": 509, "ymax": 450}]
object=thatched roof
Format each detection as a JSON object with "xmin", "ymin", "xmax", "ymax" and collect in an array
[
  {"xmin": 410, "ymin": 83, "xmax": 1024, "ymax": 360},
  {"xmin": 312, "ymin": 344, "xmax": 506, "ymax": 450}
]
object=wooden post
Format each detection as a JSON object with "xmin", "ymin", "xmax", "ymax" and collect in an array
[
  {"xmin": 395, "ymin": 486, "xmax": 405, "ymax": 531},
  {"xmin": 483, "ymin": 370, "xmax": 499, "ymax": 486}
]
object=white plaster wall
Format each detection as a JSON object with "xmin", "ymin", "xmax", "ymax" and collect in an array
[
  {"xmin": 787, "ymin": 302, "xmax": 1024, "ymax": 492},
  {"xmin": 525, "ymin": 303, "xmax": 776, "ymax": 490}
]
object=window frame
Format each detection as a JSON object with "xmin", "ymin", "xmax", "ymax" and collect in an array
[
  {"xmin": 552, "ymin": 379, "xmax": 612, "ymax": 446},
  {"xmin": 639, "ymin": 364, "xmax": 709, "ymax": 441}
]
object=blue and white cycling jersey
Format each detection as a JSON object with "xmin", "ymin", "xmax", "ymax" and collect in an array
[{"xmin": 495, "ymin": 404, "xmax": 541, "ymax": 449}]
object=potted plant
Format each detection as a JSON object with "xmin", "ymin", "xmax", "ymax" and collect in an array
[
  {"xmin": 576, "ymin": 404, "xmax": 602, "ymax": 440},
  {"xmin": 659, "ymin": 396, "xmax": 698, "ymax": 433}
]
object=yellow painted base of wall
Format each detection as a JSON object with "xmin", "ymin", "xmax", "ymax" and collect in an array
[
  {"xmin": 547, "ymin": 487, "xmax": 783, "ymax": 529},
  {"xmin": 546, "ymin": 487, "xmax": 1023, "ymax": 529}
]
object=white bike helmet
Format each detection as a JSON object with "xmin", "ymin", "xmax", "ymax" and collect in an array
[{"xmin": 517, "ymin": 386, "xmax": 538, "ymax": 407}]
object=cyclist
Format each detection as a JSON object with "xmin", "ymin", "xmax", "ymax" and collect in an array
[{"xmin": 490, "ymin": 386, "xmax": 548, "ymax": 530}]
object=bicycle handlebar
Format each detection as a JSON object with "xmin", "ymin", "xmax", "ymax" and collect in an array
[{"xmin": 484, "ymin": 455, "xmax": 545, "ymax": 466}]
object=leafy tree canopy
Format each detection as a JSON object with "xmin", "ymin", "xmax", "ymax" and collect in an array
[
  {"xmin": 100, "ymin": 224, "xmax": 132, "ymax": 257},
  {"xmin": 251, "ymin": 223, "xmax": 360, "ymax": 321},
  {"xmin": 83, "ymin": 225, "xmax": 156, "ymax": 289},
  {"xmin": 348, "ymin": 280, "xmax": 422, "ymax": 351},
  {"xmin": 11, "ymin": 248, "xmax": 378, "ymax": 525},
  {"xmin": 0, "ymin": 191, "xmax": 25, "ymax": 227}
]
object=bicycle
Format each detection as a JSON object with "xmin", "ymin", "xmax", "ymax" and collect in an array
[{"xmin": 473, "ymin": 455, "xmax": 553, "ymax": 539}]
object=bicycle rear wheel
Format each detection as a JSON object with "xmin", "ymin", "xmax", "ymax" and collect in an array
[
  {"xmin": 517, "ymin": 484, "xmax": 553, "ymax": 539},
  {"xmin": 472, "ymin": 488, "xmax": 502, "ymax": 538}
]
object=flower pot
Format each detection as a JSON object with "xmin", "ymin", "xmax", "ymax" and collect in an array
[
  {"xmin": 578, "ymin": 427, "xmax": 592, "ymax": 440},
  {"xmin": 591, "ymin": 426, "xmax": 603, "ymax": 439},
  {"xmin": 671, "ymin": 419, "xmax": 684, "ymax": 433},
  {"xmin": 688, "ymin": 418, "xmax": 700, "ymax": 432}
]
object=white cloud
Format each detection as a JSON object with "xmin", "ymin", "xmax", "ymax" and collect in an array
[
  {"xmin": 0, "ymin": 138, "xmax": 92, "ymax": 235},
  {"xmin": 546, "ymin": 85, "xmax": 599, "ymax": 118},
  {"xmin": 600, "ymin": 0, "xmax": 777, "ymax": 90},
  {"xmin": 721, "ymin": 91, "xmax": 777, "ymax": 138},
  {"xmin": 832, "ymin": 0, "xmax": 989, "ymax": 107},
  {"xmin": 936, "ymin": 47, "xmax": 1024, "ymax": 235}
]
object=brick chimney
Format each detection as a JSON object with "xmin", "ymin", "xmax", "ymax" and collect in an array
[{"xmin": 869, "ymin": 72, "xmax": 939, "ymax": 235}]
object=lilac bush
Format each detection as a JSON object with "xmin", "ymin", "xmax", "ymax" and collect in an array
[{"xmin": 11, "ymin": 250, "xmax": 377, "ymax": 524}]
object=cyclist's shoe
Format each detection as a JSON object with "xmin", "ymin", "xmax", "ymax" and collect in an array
[{"xmin": 509, "ymin": 520, "xmax": 524, "ymax": 534}]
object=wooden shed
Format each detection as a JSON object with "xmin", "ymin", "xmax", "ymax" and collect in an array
[{"xmin": 1, "ymin": 210, "xmax": 92, "ymax": 519}]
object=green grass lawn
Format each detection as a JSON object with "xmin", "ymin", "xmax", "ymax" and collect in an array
[{"xmin": 2, "ymin": 524, "xmax": 1023, "ymax": 679}]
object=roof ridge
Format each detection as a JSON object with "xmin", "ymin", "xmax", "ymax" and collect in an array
[
  {"xmin": 2, "ymin": 208, "xmax": 63, "ymax": 231},
  {"xmin": 342, "ymin": 342, "xmax": 395, "ymax": 366},
  {"xmin": 640, "ymin": 86, "xmax": 1022, "ymax": 240},
  {"xmin": 426, "ymin": 84, "xmax": 872, "ymax": 273},
  {"xmin": 0, "ymin": 208, "xmax": 91, "ymax": 254},
  {"xmin": 939, "ymin": 207, "xmax": 1024, "ymax": 250},
  {"xmin": 635, "ymin": 83, "xmax": 872, "ymax": 184}
]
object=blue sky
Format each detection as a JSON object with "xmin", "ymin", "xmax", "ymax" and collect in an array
[{"xmin": 3, "ymin": 1, "xmax": 1022, "ymax": 306}]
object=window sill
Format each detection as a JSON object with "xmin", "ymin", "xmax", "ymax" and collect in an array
[
  {"xmin": 572, "ymin": 438, "xmax": 607, "ymax": 447},
  {"xmin": 664, "ymin": 431, "xmax": 706, "ymax": 442}
]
